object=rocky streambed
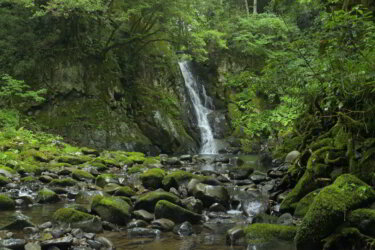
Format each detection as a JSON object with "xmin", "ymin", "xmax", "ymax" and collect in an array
[{"xmin": 0, "ymin": 145, "xmax": 302, "ymax": 250}]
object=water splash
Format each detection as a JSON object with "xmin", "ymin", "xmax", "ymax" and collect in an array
[{"xmin": 179, "ymin": 61, "xmax": 217, "ymax": 154}]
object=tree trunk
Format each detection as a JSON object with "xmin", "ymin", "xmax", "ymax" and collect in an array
[
  {"xmin": 244, "ymin": 0, "xmax": 249, "ymax": 16},
  {"xmin": 253, "ymin": 0, "xmax": 257, "ymax": 14}
]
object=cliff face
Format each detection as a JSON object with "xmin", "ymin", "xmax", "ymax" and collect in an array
[{"xmin": 28, "ymin": 56, "xmax": 201, "ymax": 155}]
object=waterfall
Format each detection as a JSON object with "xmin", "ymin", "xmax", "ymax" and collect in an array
[{"xmin": 179, "ymin": 61, "xmax": 217, "ymax": 154}]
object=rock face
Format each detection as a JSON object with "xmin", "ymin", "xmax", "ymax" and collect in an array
[
  {"xmin": 154, "ymin": 200, "xmax": 201, "ymax": 224},
  {"xmin": 295, "ymin": 174, "xmax": 375, "ymax": 250},
  {"xmin": 207, "ymin": 110, "xmax": 231, "ymax": 139}
]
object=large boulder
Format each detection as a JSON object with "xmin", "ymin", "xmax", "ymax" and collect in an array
[
  {"xmin": 53, "ymin": 208, "xmax": 103, "ymax": 233},
  {"xmin": 91, "ymin": 196, "xmax": 132, "ymax": 225},
  {"xmin": 295, "ymin": 174, "xmax": 375, "ymax": 250},
  {"xmin": 37, "ymin": 188, "xmax": 60, "ymax": 203},
  {"xmin": 154, "ymin": 200, "xmax": 201, "ymax": 224},
  {"xmin": 348, "ymin": 208, "xmax": 375, "ymax": 237},
  {"xmin": 189, "ymin": 181, "xmax": 229, "ymax": 207},
  {"xmin": 134, "ymin": 191, "xmax": 180, "ymax": 212},
  {"xmin": 140, "ymin": 168, "xmax": 165, "ymax": 190}
]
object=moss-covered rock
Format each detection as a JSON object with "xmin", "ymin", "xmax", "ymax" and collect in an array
[
  {"xmin": 114, "ymin": 186, "xmax": 136, "ymax": 197},
  {"xmin": 37, "ymin": 188, "xmax": 60, "ymax": 203},
  {"xmin": 244, "ymin": 223, "xmax": 296, "ymax": 243},
  {"xmin": 0, "ymin": 165, "xmax": 17, "ymax": 177},
  {"xmin": 0, "ymin": 175, "xmax": 11, "ymax": 186},
  {"xmin": 140, "ymin": 168, "xmax": 165, "ymax": 190},
  {"xmin": 72, "ymin": 169, "xmax": 95, "ymax": 181},
  {"xmin": 295, "ymin": 174, "xmax": 375, "ymax": 250},
  {"xmin": 53, "ymin": 208, "xmax": 103, "ymax": 233},
  {"xmin": 127, "ymin": 165, "xmax": 145, "ymax": 174},
  {"xmin": 91, "ymin": 196, "xmax": 132, "ymax": 225},
  {"xmin": 162, "ymin": 170, "xmax": 195, "ymax": 189},
  {"xmin": 95, "ymin": 174, "xmax": 117, "ymax": 188},
  {"xmin": 92, "ymin": 157, "xmax": 122, "ymax": 168},
  {"xmin": 57, "ymin": 155, "xmax": 91, "ymax": 165},
  {"xmin": 294, "ymin": 189, "xmax": 321, "ymax": 218},
  {"xmin": 135, "ymin": 191, "xmax": 180, "ymax": 212},
  {"xmin": 348, "ymin": 208, "xmax": 375, "ymax": 237},
  {"xmin": 0, "ymin": 194, "xmax": 15, "ymax": 210},
  {"xmin": 154, "ymin": 200, "xmax": 201, "ymax": 224},
  {"xmin": 322, "ymin": 227, "xmax": 375, "ymax": 250},
  {"xmin": 49, "ymin": 177, "xmax": 77, "ymax": 187}
]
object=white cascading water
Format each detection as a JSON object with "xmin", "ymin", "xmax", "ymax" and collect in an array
[{"xmin": 179, "ymin": 61, "xmax": 217, "ymax": 154}]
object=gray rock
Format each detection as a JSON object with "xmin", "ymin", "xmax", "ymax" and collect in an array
[
  {"xmin": 226, "ymin": 226, "xmax": 245, "ymax": 245},
  {"xmin": 174, "ymin": 221, "xmax": 193, "ymax": 236},
  {"xmin": 229, "ymin": 167, "xmax": 254, "ymax": 180},
  {"xmin": 95, "ymin": 236, "xmax": 114, "ymax": 249},
  {"xmin": 132, "ymin": 210, "xmax": 154, "ymax": 222},
  {"xmin": 250, "ymin": 171, "xmax": 267, "ymax": 184},
  {"xmin": 180, "ymin": 155, "xmax": 192, "ymax": 162},
  {"xmin": 277, "ymin": 213, "xmax": 294, "ymax": 226},
  {"xmin": 285, "ymin": 151, "xmax": 300, "ymax": 164},
  {"xmin": 127, "ymin": 220, "xmax": 148, "ymax": 229},
  {"xmin": 0, "ymin": 239, "xmax": 26, "ymax": 249},
  {"xmin": 127, "ymin": 227, "xmax": 161, "ymax": 238},
  {"xmin": 189, "ymin": 181, "xmax": 229, "ymax": 207},
  {"xmin": 151, "ymin": 218, "xmax": 175, "ymax": 231},
  {"xmin": 181, "ymin": 197, "xmax": 203, "ymax": 214},
  {"xmin": 25, "ymin": 242, "xmax": 41, "ymax": 250}
]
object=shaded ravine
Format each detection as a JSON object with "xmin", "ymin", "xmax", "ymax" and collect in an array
[{"xmin": 179, "ymin": 61, "xmax": 217, "ymax": 154}]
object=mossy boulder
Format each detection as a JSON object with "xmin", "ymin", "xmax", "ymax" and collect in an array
[
  {"xmin": 190, "ymin": 182, "xmax": 229, "ymax": 208},
  {"xmin": 154, "ymin": 200, "xmax": 201, "ymax": 224},
  {"xmin": 57, "ymin": 155, "xmax": 91, "ymax": 165},
  {"xmin": 92, "ymin": 157, "xmax": 122, "ymax": 168},
  {"xmin": 294, "ymin": 189, "xmax": 321, "ymax": 218},
  {"xmin": 72, "ymin": 169, "xmax": 95, "ymax": 181},
  {"xmin": 114, "ymin": 186, "xmax": 136, "ymax": 197},
  {"xmin": 37, "ymin": 188, "xmax": 60, "ymax": 203},
  {"xmin": 134, "ymin": 191, "xmax": 180, "ymax": 212},
  {"xmin": 0, "ymin": 175, "xmax": 11, "ymax": 186},
  {"xmin": 0, "ymin": 194, "xmax": 15, "ymax": 210},
  {"xmin": 91, "ymin": 196, "xmax": 132, "ymax": 225},
  {"xmin": 295, "ymin": 174, "xmax": 375, "ymax": 250},
  {"xmin": 322, "ymin": 227, "xmax": 375, "ymax": 250},
  {"xmin": 81, "ymin": 147, "xmax": 100, "ymax": 156},
  {"xmin": 162, "ymin": 170, "xmax": 195, "ymax": 189},
  {"xmin": 127, "ymin": 165, "xmax": 144, "ymax": 174},
  {"xmin": 53, "ymin": 208, "xmax": 103, "ymax": 233},
  {"xmin": 95, "ymin": 174, "xmax": 117, "ymax": 187},
  {"xmin": 244, "ymin": 223, "xmax": 297, "ymax": 243},
  {"xmin": 0, "ymin": 165, "xmax": 18, "ymax": 177},
  {"xmin": 140, "ymin": 168, "xmax": 165, "ymax": 190},
  {"xmin": 348, "ymin": 208, "xmax": 375, "ymax": 237},
  {"xmin": 49, "ymin": 177, "xmax": 77, "ymax": 187}
]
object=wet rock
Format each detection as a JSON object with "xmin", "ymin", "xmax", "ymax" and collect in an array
[
  {"xmin": 37, "ymin": 188, "xmax": 60, "ymax": 203},
  {"xmin": 189, "ymin": 182, "xmax": 229, "ymax": 207},
  {"xmin": 1, "ymin": 212, "xmax": 35, "ymax": 230},
  {"xmin": 250, "ymin": 171, "xmax": 267, "ymax": 184},
  {"xmin": 267, "ymin": 169, "xmax": 284, "ymax": 178},
  {"xmin": 133, "ymin": 210, "xmax": 154, "ymax": 222},
  {"xmin": 214, "ymin": 156, "xmax": 229, "ymax": 163},
  {"xmin": 72, "ymin": 169, "xmax": 95, "ymax": 181},
  {"xmin": 162, "ymin": 170, "xmax": 195, "ymax": 189},
  {"xmin": 127, "ymin": 227, "xmax": 161, "ymax": 238},
  {"xmin": 277, "ymin": 213, "xmax": 294, "ymax": 226},
  {"xmin": 102, "ymin": 221, "xmax": 120, "ymax": 232},
  {"xmin": 228, "ymin": 166, "xmax": 254, "ymax": 180},
  {"xmin": 87, "ymin": 240, "xmax": 102, "ymax": 249},
  {"xmin": 127, "ymin": 220, "xmax": 148, "ymax": 229},
  {"xmin": 51, "ymin": 228, "xmax": 68, "ymax": 238},
  {"xmin": 0, "ymin": 194, "xmax": 15, "ymax": 210},
  {"xmin": 49, "ymin": 177, "xmax": 77, "ymax": 187},
  {"xmin": 134, "ymin": 191, "xmax": 180, "ymax": 212},
  {"xmin": 39, "ymin": 221, "xmax": 53, "ymax": 230},
  {"xmin": 25, "ymin": 242, "xmax": 41, "ymax": 250},
  {"xmin": 95, "ymin": 174, "xmax": 118, "ymax": 188},
  {"xmin": 244, "ymin": 223, "xmax": 296, "ymax": 243},
  {"xmin": 76, "ymin": 190, "xmax": 107, "ymax": 204},
  {"xmin": 209, "ymin": 203, "xmax": 226, "ymax": 212},
  {"xmin": 95, "ymin": 236, "xmax": 114, "ymax": 249},
  {"xmin": 181, "ymin": 197, "xmax": 203, "ymax": 214},
  {"xmin": 140, "ymin": 168, "xmax": 165, "ymax": 190},
  {"xmin": 155, "ymin": 200, "xmax": 201, "ymax": 224},
  {"xmin": 285, "ymin": 151, "xmax": 300, "ymax": 164},
  {"xmin": 0, "ymin": 239, "xmax": 26, "ymax": 249},
  {"xmin": 161, "ymin": 157, "xmax": 181, "ymax": 166},
  {"xmin": 348, "ymin": 209, "xmax": 375, "ymax": 237},
  {"xmin": 41, "ymin": 236, "xmax": 73, "ymax": 249},
  {"xmin": 174, "ymin": 221, "xmax": 194, "ymax": 236},
  {"xmin": 239, "ymin": 190, "xmax": 269, "ymax": 217},
  {"xmin": 91, "ymin": 197, "xmax": 131, "ymax": 225},
  {"xmin": 151, "ymin": 218, "xmax": 175, "ymax": 231},
  {"xmin": 226, "ymin": 226, "xmax": 245, "ymax": 245},
  {"xmin": 0, "ymin": 175, "xmax": 11, "ymax": 186},
  {"xmin": 113, "ymin": 186, "xmax": 135, "ymax": 197},
  {"xmin": 180, "ymin": 155, "xmax": 192, "ymax": 162}
]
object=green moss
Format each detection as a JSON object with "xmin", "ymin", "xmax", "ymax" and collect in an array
[
  {"xmin": 49, "ymin": 177, "xmax": 77, "ymax": 187},
  {"xmin": 91, "ymin": 196, "xmax": 131, "ymax": 225},
  {"xmin": 21, "ymin": 176, "xmax": 37, "ymax": 182},
  {"xmin": 88, "ymin": 161, "xmax": 108, "ymax": 171},
  {"xmin": 0, "ymin": 194, "xmax": 15, "ymax": 210},
  {"xmin": 37, "ymin": 188, "xmax": 59, "ymax": 203},
  {"xmin": 162, "ymin": 170, "xmax": 195, "ymax": 189},
  {"xmin": 294, "ymin": 189, "xmax": 321, "ymax": 218},
  {"xmin": 348, "ymin": 208, "xmax": 375, "ymax": 236},
  {"xmin": 0, "ymin": 165, "xmax": 17, "ymax": 175},
  {"xmin": 95, "ymin": 174, "xmax": 116, "ymax": 187},
  {"xmin": 244, "ymin": 223, "xmax": 296, "ymax": 243},
  {"xmin": 295, "ymin": 174, "xmax": 375, "ymax": 249},
  {"xmin": 0, "ymin": 175, "xmax": 11, "ymax": 186},
  {"xmin": 127, "ymin": 165, "xmax": 145, "ymax": 174},
  {"xmin": 57, "ymin": 155, "xmax": 91, "ymax": 165},
  {"xmin": 15, "ymin": 162, "xmax": 44, "ymax": 175},
  {"xmin": 154, "ymin": 200, "xmax": 201, "ymax": 224},
  {"xmin": 322, "ymin": 227, "xmax": 375, "ymax": 250},
  {"xmin": 143, "ymin": 157, "xmax": 160, "ymax": 165},
  {"xmin": 53, "ymin": 208, "xmax": 95, "ymax": 223},
  {"xmin": 114, "ymin": 186, "xmax": 136, "ymax": 197},
  {"xmin": 72, "ymin": 169, "xmax": 95, "ymax": 180},
  {"xmin": 140, "ymin": 168, "xmax": 165, "ymax": 190},
  {"xmin": 273, "ymin": 134, "xmax": 304, "ymax": 160},
  {"xmin": 135, "ymin": 191, "xmax": 180, "ymax": 212},
  {"xmin": 92, "ymin": 157, "xmax": 122, "ymax": 168}
]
